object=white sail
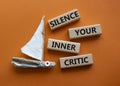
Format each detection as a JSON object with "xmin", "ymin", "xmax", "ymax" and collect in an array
[
  {"xmin": 21, "ymin": 16, "xmax": 45, "ymax": 60},
  {"xmin": 12, "ymin": 16, "xmax": 56, "ymax": 68}
]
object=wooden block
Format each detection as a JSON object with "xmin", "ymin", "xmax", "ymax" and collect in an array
[
  {"xmin": 48, "ymin": 9, "xmax": 80, "ymax": 30},
  {"xmin": 59, "ymin": 54, "xmax": 93, "ymax": 69},
  {"xmin": 47, "ymin": 38, "xmax": 80, "ymax": 54},
  {"xmin": 68, "ymin": 24, "xmax": 102, "ymax": 39}
]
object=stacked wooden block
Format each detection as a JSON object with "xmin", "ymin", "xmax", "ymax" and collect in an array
[{"xmin": 48, "ymin": 9, "xmax": 102, "ymax": 69}]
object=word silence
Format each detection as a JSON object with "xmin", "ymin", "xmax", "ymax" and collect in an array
[
  {"xmin": 48, "ymin": 9, "xmax": 80, "ymax": 30},
  {"xmin": 68, "ymin": 24, "xmax": 102, "ymax": 39},
  {"xmin": 47, "ymin": 39, "xmax": 80, "ymax": 54},
  {"xmin": 59, "ymin": 54, "xmax": 93, "ymax": 69}
]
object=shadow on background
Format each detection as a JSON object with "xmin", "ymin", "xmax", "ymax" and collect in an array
[
  {"xmin": 69, "ymin": 35, "xmax": 101, "ymax": 43},
  {"xmin": 60, "ymin": 65, "xmax": 93, "ymax": 73},
  {"xmin": 11, "ymin": 65, "xmax": 55, "ymax": 75}
]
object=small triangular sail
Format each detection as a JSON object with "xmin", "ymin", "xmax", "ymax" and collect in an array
[{"xmin": 21, "ymin": 16, "xmax": 45, "ymax": 60}]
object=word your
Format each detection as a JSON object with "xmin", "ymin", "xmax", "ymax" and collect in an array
[{"xmin": 68, "ymin": 24, "xmax": 102, "ymax": 39}]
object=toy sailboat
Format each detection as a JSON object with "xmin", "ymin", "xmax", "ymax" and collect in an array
[{"xmin": 12, "ymin": 16, "xmax": 56, "ymax": 68}]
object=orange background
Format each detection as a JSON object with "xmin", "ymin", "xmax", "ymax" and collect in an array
[{"xmin": 0, "ymin": 0, "xmax": 120, "ymax": 86}]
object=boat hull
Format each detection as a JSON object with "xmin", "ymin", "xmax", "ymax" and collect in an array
[{"xmin": 12, "ymin": 57, "xmax": 56, "ymax": 68}]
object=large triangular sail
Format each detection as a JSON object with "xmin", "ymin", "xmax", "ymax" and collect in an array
[
  {"xmin": 12, "ymin": 16, "xmax": 56, "ymax": 68},
  {"xmin": 21, "ymin": 16, "xmax": 45, "ymax": 60}
]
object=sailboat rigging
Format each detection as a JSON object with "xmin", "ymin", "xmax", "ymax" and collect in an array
[{"xmin": 12, "ymin": 16, "xmax": 56, "ymax": 68}]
